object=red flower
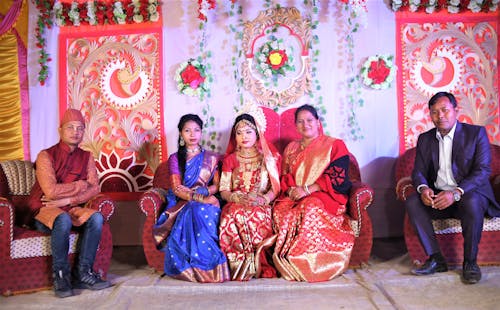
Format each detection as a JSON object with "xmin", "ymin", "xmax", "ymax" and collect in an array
[
  {"xmin": 367, "ymin": 59, "xmax": 390, "ymax": 84},
  {"xmin": 181, "ymin": 64, "xmax": 205, "ymax": 89},
  {"xmin": 266, "ymin": 50, "xmax": 288, "ymax": 70}
]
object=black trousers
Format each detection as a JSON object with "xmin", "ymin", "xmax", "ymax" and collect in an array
[{"xmin": 405, "ymin": 190, "xmax": 488, "ymax": 262}]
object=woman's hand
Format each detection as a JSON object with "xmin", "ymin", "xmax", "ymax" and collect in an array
[
  {"xmin": 287, "ymin": 186, "xmax": 308, "ymax": 201},
  {"xmin": 246, "ymin": 193, "xmax": 267, "ymax": 206}
]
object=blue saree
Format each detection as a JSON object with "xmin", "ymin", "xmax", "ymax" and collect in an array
[{"xmin": 154, "ymin": 150, "xmax": 229, "ymax": 282}]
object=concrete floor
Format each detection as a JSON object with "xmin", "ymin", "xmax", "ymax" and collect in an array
[{"xmin": 3, "ymin": 239, "xmax": 500, "ymax": 310}]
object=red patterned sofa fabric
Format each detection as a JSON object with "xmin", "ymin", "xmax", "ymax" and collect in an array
[
  {"xmin": 0, "ymin": 160, "xmax": 115, "ymax": 296},
  {"xmin": 140, "ymin": 107, "xmax": 374, "ymax": 273},
  {"xmin": 395, "ymin": 144, "xmax": 500, "ymax": 266}
]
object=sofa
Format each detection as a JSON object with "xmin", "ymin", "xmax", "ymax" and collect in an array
[
  {"xmin": 0, "ymin": 160, "xmax": 115, "ymax": 296},
  {"xmin": 395, "ymin": 144, "xmax": 500, "ymax": 265},
  {"xmin": 139, "ymin": 107, "xmax": 374, "ymax": 273}
]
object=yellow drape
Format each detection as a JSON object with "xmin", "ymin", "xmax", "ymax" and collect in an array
[{"xmin": 0, "ymin": 33, "xmax": 24, "ymax": 161}]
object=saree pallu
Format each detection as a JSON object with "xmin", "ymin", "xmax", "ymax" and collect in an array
[
  {"xmin": 153, "ymin": 150, "xmax": 229, "ymax": 282},
  {"xmin": 219, "ymin": 203, "xmax": 275, "ymax": 280},
  {"xmin": 273, "ymin": 136, "xmax": 355, "ymax": 282}
]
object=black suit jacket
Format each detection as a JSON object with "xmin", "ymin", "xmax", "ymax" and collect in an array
[{"xmin": 412, "ymin": 122, "xmax": 500, "ymax": 217}]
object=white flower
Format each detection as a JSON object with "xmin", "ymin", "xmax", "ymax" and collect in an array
[
  {"xmin": 87, "ymin": 2, "xmax": 97, "ymax": 25},
  {"xmin": 148, "ymin": 4, "xmax": 157, "ymax": 14},
  {"xmin": 113, "ymin": 2, "xmax": 127, "ymax": 24},
  {"xmin": 68, "ymin": 2, "xmax": 80, "ymax": 27},
  {"xmin": 448, "ymin": 0, "xmax": 460, "ymax": 6},
  {"xmin": 53, "ymin": 2, "xmax": 64, "ymax": 26},
  {"xmin": 150, "ymin": 12, "xmax": 159, "ymax": 22},
  {"xmin": 133, "ymin": 14, "xmax": 144, "ymax": 23},
  {"xmin": 447, "ymin": 5, "xmax": 460, "ymax": 13},
  {"xmin": 391, "ymin": 0, "xmax": 403, "ymax": 11}
]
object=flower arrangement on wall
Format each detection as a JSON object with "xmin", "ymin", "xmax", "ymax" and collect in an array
[
  {"xmin": 360, "ymin": 55, "xmax": 397, "ymax": 90},
  {"xmin": 174, "ymin": 59, "xmax": 210, "ymax": 100},
  {"xmin": 255, "ymin": 37, "xmax": 295, "ymax": 84},
  {"xmin": 391, "ymin": 0, "xmax": 499, "ymax": 13}
]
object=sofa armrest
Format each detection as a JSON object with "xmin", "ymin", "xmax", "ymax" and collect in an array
[
  {"xmin": 0, "ymin": 198, "xmax": 14, "ymax": 250},
  {"xmin": 395, "ymin": 176, "xmax": 415, "ymax": 201},
  {"xmin": 347, "ymin": 182, "xmax": 374, "ymax": 237},
  {"xmin": 348, "ymin": 182, "xmax": 374, "ymax": 217},
  {"xmin": 139, "ymin": 188, "xmax": 168, "ymax": 222},
  {"xmin": 86, "ymin": 194, "xmax": 115, "ymax": 222}
]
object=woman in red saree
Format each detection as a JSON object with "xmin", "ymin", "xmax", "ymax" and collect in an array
[
  {"xmin": 219, "ymin": 112, "xmax": 281, "ymax": 281},
  {"xmin": 273, "ymin": 104, "xmax": 355, "ymax": 282}
]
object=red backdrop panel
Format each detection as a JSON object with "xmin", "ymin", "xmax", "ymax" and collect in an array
[
  {"xmin": 59, "ymin": 23, "xmax": 165, "ymax": 193},
  {"xmin": 396, "ymin": 12, "xmax": 499, "ymax": 152}
]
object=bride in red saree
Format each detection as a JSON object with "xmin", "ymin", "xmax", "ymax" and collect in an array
[
  {"xmin": 219, "ymin": 112, "xmax": 281, "ymax": 281},
  {"xmin": 272, "ymin": 104, "xmax": 355, "ymax": 282}
]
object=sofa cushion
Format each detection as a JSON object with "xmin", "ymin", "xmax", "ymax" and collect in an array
[
  {"xmin": 433, "ymin": 217, "xmax": 500, "ymax": 235},
  {"xmin": 11, "ymin": 226, "xmax": 79, "ymax": 259}
]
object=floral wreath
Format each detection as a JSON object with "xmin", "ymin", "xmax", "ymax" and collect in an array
[
  {"xmin": 360, "ymin": 54, "xmax": 397, "ymax": 90},
  {"xmin": 174, "ymin": 59, "xmax": 209, "ymax": 99},
  {"xmin": 255, "ymin": 37, "xmax": 294, "ymax": 81}
]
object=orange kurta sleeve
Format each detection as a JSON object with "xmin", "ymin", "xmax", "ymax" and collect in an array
[{"xmin": 36, "ymin": 151, "xmax": 99, "ymax": 205}]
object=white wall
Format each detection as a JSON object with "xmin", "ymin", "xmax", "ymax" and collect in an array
[{"xmin": 28, "ymin": 0, "xmax": 404, "ymax": 237}]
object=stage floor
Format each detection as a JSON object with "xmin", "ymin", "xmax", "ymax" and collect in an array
[{"xmin": 2, "ymin": 240, "xmax": 499, "ymax": 309}]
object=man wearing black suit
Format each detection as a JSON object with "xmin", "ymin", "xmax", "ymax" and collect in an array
[{"xmin": 406, "ymin": 92, "xmax": 500, "ymax": 284}]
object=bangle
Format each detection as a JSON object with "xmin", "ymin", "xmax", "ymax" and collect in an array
[{"xmin": 304, "ymin": 184, "xmax": 311, "ymax": 196}]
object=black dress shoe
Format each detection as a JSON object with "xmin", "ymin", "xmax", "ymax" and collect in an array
[
  {"xmin": 462, "ymin": 261, "xmax": 481, "ymax": 284},
  {"xmin": 411, "ymin": 257, "xmax": 448, "ymax": 276}
]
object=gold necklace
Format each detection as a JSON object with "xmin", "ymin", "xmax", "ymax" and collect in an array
[
  {"xmin": 186, "ymin": 146, "xmax": 201, "ymax": 154},
  {"xmin": 238, "ymin": 146, "xmax": 258, "ymax": 158}
]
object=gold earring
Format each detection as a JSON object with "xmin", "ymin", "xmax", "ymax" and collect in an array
[{"xmin": 179, "ymin": 137, "xmax": 185, "ymax": 146}]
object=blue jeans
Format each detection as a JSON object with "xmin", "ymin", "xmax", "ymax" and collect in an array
[{"xmin": 34, "ymin": 212, "xmax": 104, "ymax": 273}]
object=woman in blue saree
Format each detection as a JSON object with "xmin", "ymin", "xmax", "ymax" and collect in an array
[{"xmin": 152, "ymin": 114, "xmax": 229, "ymax": 282}]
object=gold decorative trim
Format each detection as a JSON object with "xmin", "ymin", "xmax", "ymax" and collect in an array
[{"xmin": 241, "ymin": 7, "xmax": 312, "ymax": 107}]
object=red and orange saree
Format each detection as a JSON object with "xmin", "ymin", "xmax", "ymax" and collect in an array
[{"xmin": 273, "ymin": 135, "xmax": 355, "ymax": 282}]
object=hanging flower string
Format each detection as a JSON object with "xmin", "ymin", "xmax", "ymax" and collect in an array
[
  {"xmin": 360, "ymin": 54, "xmax": 397, "ymax": 90},
  {"xmin": 32, "ymin": 0, "xmax": 54, "ymax": 86},
  {"xmin": 174, "ymin": 59, "xmax": 209, "ymax": 100}
]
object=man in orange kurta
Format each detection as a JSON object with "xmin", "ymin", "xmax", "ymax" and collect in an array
[{"xmin": 27, "ymin": 109, "xmax": 110, "ymax": 298}]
